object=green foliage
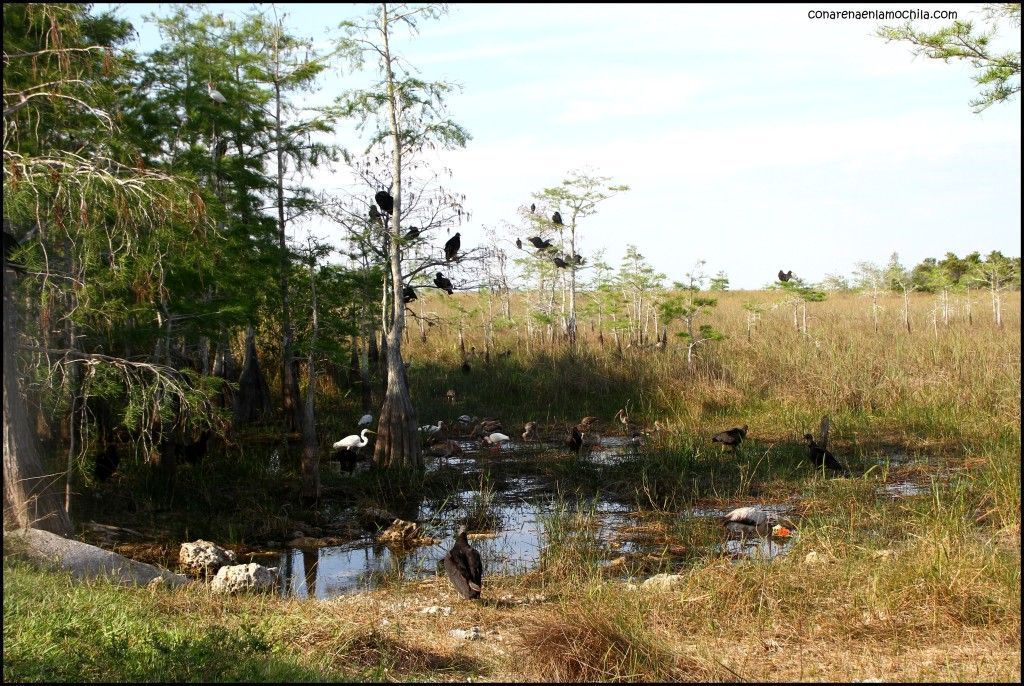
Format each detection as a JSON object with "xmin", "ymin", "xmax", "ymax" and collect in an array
[{"xmin": 877, "ymin": 4, "xmax": 1022, "ymax": 112}]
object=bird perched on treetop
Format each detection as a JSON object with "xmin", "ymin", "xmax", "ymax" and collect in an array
[
  {"xmin": 402, "ymin": 285, "xmax": 417, "ymax": 303},
  {"xmin": 375, "ymin": 190, "xmax": 394, "ymax": 215},
  {"xmin": 528, "ymin": 236, "xmax": 553, "ymax": 251},
  {"xmin": 434, "ymin": 272, "xmax": 454, "ymax": 295},
  {"xmin": 443, "ymin": 525, "xmax": 483, "ymax": 600},
  {"xmin": 530, "ymin": 203, "xmax": 536, "ymax": 213},
  {"xmin": 778, "ymin": 270, "xmax": 794, "ymax": 282},
  {"xmin": 207, "ymin": 81, "xmax": 227, "ymax": 105},
  {"xmin": 552, "ymin": 211, "xmax": 563, "ymax": 225},
  {"xmin": 553, "ymin": 256, "xmax": 568, "ymax": 269},
  {"xmin": 444, "ymin": 232, "xmax": 461, "ymax": 262}
]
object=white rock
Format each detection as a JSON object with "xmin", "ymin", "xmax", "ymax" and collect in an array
[
  {"xmin": 449, "ymin": 626, "xmax": 483, "ymax": 641},
  {"xmin": 179, "ymin": 539, "xmax": 237, "ymax": 575},
  {"xmin": 641, "ymin": 573, "xmax": 685, "ymax": 591},
  {"xmin": 211, "ymin": 563, "xmax": 278, "ymax": 594},
  {"xmin": 420, "ymin": 605, "xmax": 453, "ymax": 616}
]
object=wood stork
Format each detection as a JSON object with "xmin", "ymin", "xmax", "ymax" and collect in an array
[
  {"xmin": 722, "ymin": 506, "xmax": 793, "ymax": 538},
  {"xmin": 357, "ymin": 414, "xmax": 373, "ymax": 428},
  {"xmin": 443, "ymin": 525, "xmax": 482, "ymax": 600},
  {"xmin": 444, "ymin": 232, "xmax": 461, "ymax": 262},
  {"xmin": 333, "ymin": 428, "xmax": 374, "ymax": 453},
  {"xmin": 207, "ymin": 81, "xmax": 227, "ymax": 105},
  {"xmin": 712, "ymin": 425, "xmax": 748, "ymax": 452}
]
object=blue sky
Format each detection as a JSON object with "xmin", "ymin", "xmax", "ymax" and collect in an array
[{"xmin": 96, "ymin": 3, "xmax": 1021, "ymax": 289}]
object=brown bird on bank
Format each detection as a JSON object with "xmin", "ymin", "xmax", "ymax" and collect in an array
[
  {"xmin": 443, "ymin": 525, "xmax": 483, "ymax": 600},
  {"xmin": 712, "ymin": 424, "xmax": 748, "ymax": 452},
  {"xmin": 428, "ymin": 438, "xmax": 463, "ymax": 458},
  {"xmin": 522, "ymin": 421, "xmax": 539, "ymax": 442}
]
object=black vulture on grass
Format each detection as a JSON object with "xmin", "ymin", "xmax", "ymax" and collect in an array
[
  {"xmin": 712, "ymin": 424, "xmax": 748, "ymax": 451},
  {"xmin": 434, "ymin": 272, "xmax": 454, "ymax": 295},
  {"xmin": 444, "ymin": 232, "xmax": 461, "ymax": 262},
  {"xmin": 803, "ymin": 434, "xmax": 848, "ymax": 474},
  {"xmin": 375, "ymin": 190, "xmax": 394, "ymax": 215},
  {"xmin": 443, "ymin": 525, "xmax": 483, "ymax": 600}
]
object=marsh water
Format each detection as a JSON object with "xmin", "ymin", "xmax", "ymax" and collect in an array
[{"xmin": 275, "ymin": 436, "xmax": 816, "ymax": 600}]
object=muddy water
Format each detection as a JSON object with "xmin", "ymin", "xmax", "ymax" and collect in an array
[{"xmin": 282, "ymin": 438, "xmax": 796, "ymax": 599}]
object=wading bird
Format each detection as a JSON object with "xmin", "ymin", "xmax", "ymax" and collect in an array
[
  {"xmin": 552, "ymin": 211, "xmax": 563, "ymax": 225},
  {"xmin": 722, "ymin": 506, "xmax": 793, "ymax": 538},
  {"xmin": 712, "ymin": 425, "xmax": 748, "ymax": 452},
  {"xmin": 803, "ymin": 434, "xmax": 848, "ymax": 474},
  {"xmin": 434, "ymin": 272, "xmax": 454, "ymax": 295},
  {"xmin": 207, "ymin": 81, "xmax": 227, "ymax": 105},
  {"xmin": 333, "ymin": 428, "xmax": 374, "ymax": 454},
  {"xmin": 443, "ymin": 525, "xmax": 483, "ymax": 600},
  {"xmin": 420, "ymin": 420, "xmax": 445, "ymax": 436},
  {"xmin": 778, "ymin": 270, "xmax": 793, "ymax": 282},
  {"xmin": 375, "ymin": 190, "xmax": 394, "ymax": 215},
  {"xmin": 481, "ymin": 432, "xmax": 511, "ymax": 451},
  {"xmin": 444, "ymin": 232, "xmax": 461, "ymax": 262},
  {"xmin": 522, "ymin": 421, "xmax": 540, "ymax": 442}
]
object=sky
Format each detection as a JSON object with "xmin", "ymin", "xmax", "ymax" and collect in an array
[{"xmin": 95, "ymin": 3, "xmax": 1021, "ymax": 289}]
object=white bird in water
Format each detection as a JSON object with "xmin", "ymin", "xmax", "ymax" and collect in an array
[
  {"xmin": 358, "ymin": 414, "xmax": 373, "ymax": 428},
  {"xmin": 207, "ymin": 81, "xmax": 227, "ymax": 105},
  {"xmin": 721, "ymin": 506, "xmax": 793, "ymax": 538},
  {"xmin": 333, "ymin": 429, "xmax": 374, "ymax": 453},
  {"xmin": 419, "ymin": 420, "xmax": 444, "ymax": 435},
  {"xmin": 481, "ymin": 432, "xmax": 511, "ymax": 451}
]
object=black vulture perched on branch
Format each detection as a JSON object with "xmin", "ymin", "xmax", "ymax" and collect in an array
[
  {"xmin": 516, "ymin": 238, "xmax": 522, "ymax": 250},
  {"xmin": 778, "ymin": 270, "xmax": 793, "ymax": 282},
  {"xmin": 553, "ymin": 256, "xmax": 568, "ymax": 269},
  {"xmin": 369, "ymin": 204, "xmax": 381, "ymax": 223},
  {"xmin": 712, "ymin": 425, "xmax": 748, "ymax": 451},
  {"xmin": 444, "ymin": 232, "xmax": 461, "ymax": 262},
  {"xmin": 375, "ymin": 190, "xmax": 394, "ymax": 215},
  {"xmin": 403, "ymin": 226, "xmax": 421, "ymax": 240},
  {"xmin": 530, "ymin": 203, "xmax": 536, "ymax": 213},
  {"xmin": 443, "ymin": 525, "xmax": 483, "ymax": 600},
  {"xmin": 403, "ymin": 285, "xmax": 417, "ymax": 303},
  {"xmin": 551, "ymin": 211, "xmax": 563, "ymax": 225},
  {"xmin": 434, "ymin": 272, "xmax": 454, "ymax": 295}
]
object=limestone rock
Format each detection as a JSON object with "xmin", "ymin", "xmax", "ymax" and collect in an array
[
  {"xmin": 211, "ymin": 563, "xmax": 278, "ymax": 595},
  {"xmin": 6, "ymin": 528, "xmax": 188, "ymax": 588},
  {"xmin": 178, "ymin": 539, "xmax": 237, "ymax": 575},
  {"xmin": 449, "ymin": 626, "xmax": 483, "ymax": 641}
]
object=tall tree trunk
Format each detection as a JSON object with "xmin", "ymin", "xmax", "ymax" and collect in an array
[
  {"xmin": 235, "ymin": 325, "xmax": 272, "ymax": 425},
  {"xmin": 373, "ymin": 3, "xmax": 421, "ymax": 470},
  {"xmin": 300, "ymin": 258, "xmax": 320, "ymax": 501},
  {"xmin": 3, "ymin": 269, "xmax": 71, "ymax": 534}
]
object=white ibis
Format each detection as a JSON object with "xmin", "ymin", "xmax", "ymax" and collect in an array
[
  {"xmin": 358, "ymin": 414, "xmax": 373, "ymax": 428},
  {"xmin": 481, "ymin": 432, "xmax": 511, "ymax": 451},
  {"xmin": 419, "ymin": 420, "xmax": 444, "ymax": 436},
  {"xmin": 333, "ymin": 429, "xmax": 374, "ymax": 453},
  {"xmin": 207, "ymin": 81, "xmax": 227, "ymax": 105},
  {"xmin": 712, "ymin": 425, "xmax": 748, "ymax": 452},
  {"xmin": 722, "ymin": 506, "xmax": 793, "ymax": 538},
  {"xmin": 443, "ymin": 525, "xmax": 483, "ymax": 600}
]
